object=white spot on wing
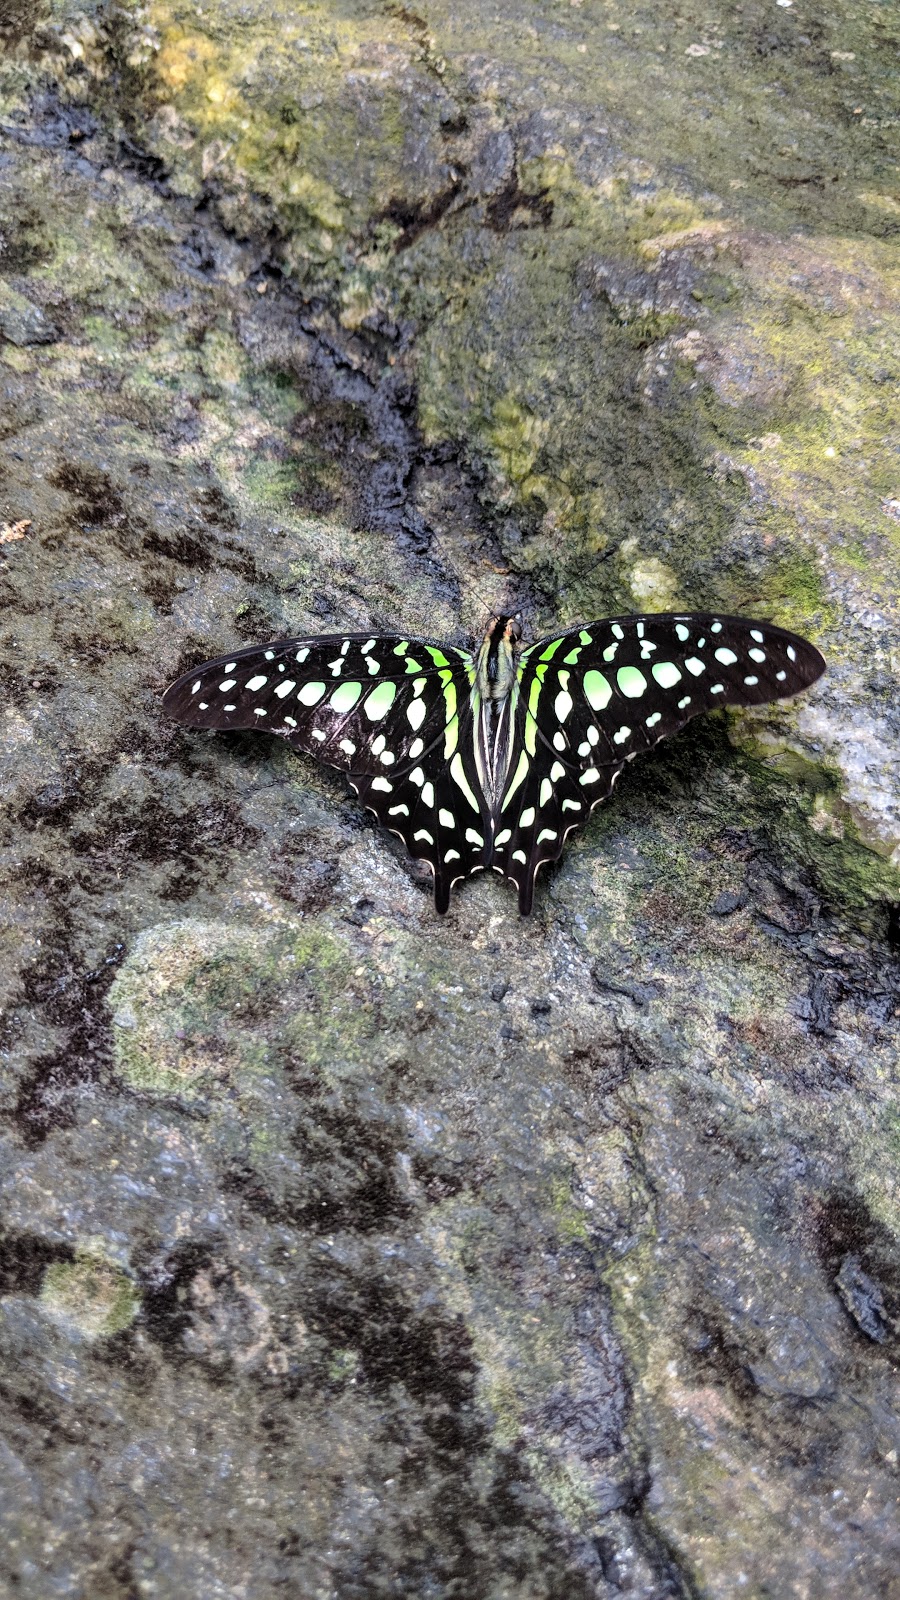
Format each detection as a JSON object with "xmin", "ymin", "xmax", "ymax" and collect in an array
[{"xmin": 652, "ymin": 662, "xmax": 681, "ymax": 689}]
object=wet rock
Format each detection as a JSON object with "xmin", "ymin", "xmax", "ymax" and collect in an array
[
  {"xmin": 835, "ymin": 1253, "xmax": 891, "ymax": 1344},
  {"xmin": 0, "ymin": 282, "xmax": 58, "ymax": 346},
  {"xmin": 709, "ymin": 888, "xmax": 746, "ymax": 916},
  {"xmin": 0, "ymin": 2, "xmax": 898, "ymax": 1597}
]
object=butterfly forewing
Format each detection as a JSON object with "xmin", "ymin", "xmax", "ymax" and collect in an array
[
  {"xmin": 492, "ymin": 613, "xmax": 826, "ymax": 912},
  {"xmin": 162, "ymin": 633, "xmax": 491, "ymax": 912}
]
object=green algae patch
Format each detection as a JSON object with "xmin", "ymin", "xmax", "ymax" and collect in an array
[
  {"xmin": 110, "ymin": 919, "xmax": 277, "ymax": 1098},
  {"xmin": 108, "ymin": 916, "xmax": 384, "ymax": 1100},
  {"xmin": 144, "ymin": 0, "xmax": 452, "ymax": 280},
  {"xmin": 408, "ymin": 192, "xmax": 750, "ymax": 613},
  {"xmin": 40, "ymin": 1245, "xmax": 140, "ymax": 1340},
  {"xmin": 731, "ymin": 737, "xmax": 900, "ymax": 919}
]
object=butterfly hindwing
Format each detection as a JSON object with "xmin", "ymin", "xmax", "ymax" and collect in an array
[
  {"xmin": 490, "ymin": 720, "xmax": 623, "ymax": 914},
  {"xmin": 493, "ymin": 613, "xmax": 826, "ymax": 912},
  {"xmin": 349, "ymin": 699, "xmax": 491, "ymax": 914},
  {"xmin": 162, "ymin": 633, "xmax": 490, "ymax": 911}
]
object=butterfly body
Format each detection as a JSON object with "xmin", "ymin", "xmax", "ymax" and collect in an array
[{"xmin": 162, "ymin": 612, "xmax": 825, "ymax": 914}]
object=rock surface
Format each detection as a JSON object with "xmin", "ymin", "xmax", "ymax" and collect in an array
[{"xmin": 0, "ymin": 2, "xmax": 898, "ymax": 1596}]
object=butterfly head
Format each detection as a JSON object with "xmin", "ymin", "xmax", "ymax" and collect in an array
[{"xmin": 478, "ymin": 613, "xmax": 522, "ymax": 701}]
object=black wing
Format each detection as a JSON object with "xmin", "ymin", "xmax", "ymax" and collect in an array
[
  {"xmin": 161, "ymin": 633, "xmax": 490, "ymax": 912},
  {"xmin": 493, "ymin": 613, "xmax": 826, "ymax": 913}
]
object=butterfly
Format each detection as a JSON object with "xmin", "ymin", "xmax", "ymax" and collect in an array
[{"xmin": 162, "ymin": 612, "xmax": 826, "ymax": 915}]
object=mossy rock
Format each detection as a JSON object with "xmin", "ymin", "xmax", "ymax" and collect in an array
[{"xmin": 40, "ymin": 1247, "xmax": 140, "ymax": 1340}]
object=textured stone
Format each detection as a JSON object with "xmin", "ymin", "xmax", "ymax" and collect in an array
[{"xmin": 0, "ymin": 2, "xmax": 898, "ymax": 1596}]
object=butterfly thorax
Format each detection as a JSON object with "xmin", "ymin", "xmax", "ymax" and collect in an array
[{"xmin": 476, "ymin": 614, "xmax": 521, "ymax": 702}]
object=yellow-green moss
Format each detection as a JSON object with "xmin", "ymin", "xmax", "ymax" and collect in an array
[
  {"xmin": 108, "ymin": 916, "xmax": 380, "ymax": 1099},
  {"xmin": 547, "ymin": 1174, "xmax": 591, "ymax": 1246},
  {"xmin": 41, "ymin": 1246, "xmax": 140, "ymax": 1339},
  {"xmin": 110, "ymin": 918, "xmax": 294, "ymax": 1097}
]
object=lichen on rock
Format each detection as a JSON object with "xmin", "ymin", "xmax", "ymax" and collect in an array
[{"xmin": 40, "ymin": 1244, "xmax": 140, "ymax": 1339}]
